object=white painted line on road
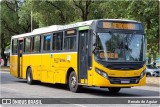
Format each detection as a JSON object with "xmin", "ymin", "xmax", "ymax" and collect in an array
[
  {"xmin": 1, "ymin": 87, "xmax": 18, "ymax": 92},
  {"xmin": 73, "ymin": 104, "xmax": 88, "ymax": 107}
]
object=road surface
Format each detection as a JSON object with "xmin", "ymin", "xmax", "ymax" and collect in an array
[{"xmin": 0, "ymin": 71, "xmax": 159, "ymax": 107}]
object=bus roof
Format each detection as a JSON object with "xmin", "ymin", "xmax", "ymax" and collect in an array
[{"xmin": 11, "ymin": 19, "xmax": 140, "ymax": 39}]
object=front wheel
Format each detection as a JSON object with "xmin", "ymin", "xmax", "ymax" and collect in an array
[
  {"xmin": 68, "ymin": 71, "xmax": 81, "ymax": 93},
  {"xmin": 108, "ymin": 87, "xmax": 121, "ymax": 93}
]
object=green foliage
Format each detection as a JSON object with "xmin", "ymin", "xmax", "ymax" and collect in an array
[
  {"xmin": 30, "ymin": 0, "xmax": 76, "ymax": 27},
  {"xmin": 127, "ymin": 0, "xmax": 159, "ymax": 55}
]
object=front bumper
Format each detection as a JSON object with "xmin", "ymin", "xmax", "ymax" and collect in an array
[{"xmin": 92, "ymin": 73, "xmax": 146, "ymax": 87}]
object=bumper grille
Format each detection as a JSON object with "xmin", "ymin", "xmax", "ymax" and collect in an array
[{"xmin": 109, "ymin": 77, "xmax": 140, "ymax": 84}]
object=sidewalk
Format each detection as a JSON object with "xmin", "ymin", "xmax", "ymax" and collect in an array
[
  {"xmin": 146, "ymin": 77, "xmax": 160, "ymax": 87},
  {"xmin": 0, "ymin": 66, "xmax": 10, "ymax": 71},
  {"xmin": 1, "ymin": 66, "xmax": 160, "ymax": 87}
]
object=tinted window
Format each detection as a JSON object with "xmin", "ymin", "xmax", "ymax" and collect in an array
[
  {"xmin": 52, "ymin": 33, "xmax": 63, "ymax": 51},
  {"xmin": 24, "ymin": 37, "xmax": 31, "ymax": 52},
  {"xmin": 12, "ymin": 39, "xmax": 17, "ymax": 54},
  {"xmin": 43, "ymin": 35, "xmax": 51, "ymax": 51},
  {"xmin": 95, "ymin": 33, "xmax": 144, "ymax": 61},
  {"xmin": 33, "ymin": 36, "xmax": 41, "ymax": 52},
  {"xmin": 64, "ymin": 37, "xmax": 76, "ymax": 51}
]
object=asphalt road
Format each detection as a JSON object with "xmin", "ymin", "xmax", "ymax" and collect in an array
[{"xmin": 0, "ymin": 71, "xmax": 160, "ymax": 107}]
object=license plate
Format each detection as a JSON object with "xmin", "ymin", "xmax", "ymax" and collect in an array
[{"xmin": 121, "ymin": 80, "xmax": 130, "ymax": 83}]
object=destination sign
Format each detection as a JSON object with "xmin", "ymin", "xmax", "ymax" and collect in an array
[
  {"xmin": 65, "ymin": 29, "xmax": 77, "ymax": 36},
  {"xmin": 67, "ymin": 30, "xmax": 75, "ymax": 35},
  {"xmin": 99, "ymin": 52, "xmax": 118, "ymax": 59},
  {"xmin": 98, "ymin": 21, "xmax": 142, "ymax": 30}
]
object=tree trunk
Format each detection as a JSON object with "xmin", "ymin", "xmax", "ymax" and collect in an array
[
  {"xmin": 3, "ymin": 57, "xmax": 8, "ymax": 66},
  {"xmin": 148, "ymin": 53, "xmax": 152, "ymax": 64},
  {"xmin": 153, "ymin": 53, "xmax": 156, "ymax": 66}
]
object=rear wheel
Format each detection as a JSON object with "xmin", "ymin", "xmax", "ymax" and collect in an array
[
  {"xmin": 108, "ymin": 87, "xmax": 121, "ymax": 93},
  {"xmin": 68, "ymin": 71, "xmax": 81, "ymax": 93},
  {"xmin": 26, "ymin": 68, "xmax": 34, "ymax": 85}
]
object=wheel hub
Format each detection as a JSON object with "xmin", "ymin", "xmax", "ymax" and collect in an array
[
  {"xmin": 71, "ymin": 76, "xmax": 76, "ymax": 88},
  {"xmin": 27, "ymin": 73, "xmax": 31, "ymax": 82}
]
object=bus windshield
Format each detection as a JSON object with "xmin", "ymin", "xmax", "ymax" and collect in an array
[{"xmin": 94, "ymin": 32, "xmax": 145, "ymax": 62}]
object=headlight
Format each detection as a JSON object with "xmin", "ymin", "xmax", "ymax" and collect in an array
[
  {"xmin": 140, "ymin": 69, "xmax": 146, "ymax": 79},
  {"xmin": 95, "ymin": 68, "xmax": 108, "ymax": 79}
]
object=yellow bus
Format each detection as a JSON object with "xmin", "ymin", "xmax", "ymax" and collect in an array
[{"xmin": 10, "ymin": 19, "xmax": 146, "ymax": 93}]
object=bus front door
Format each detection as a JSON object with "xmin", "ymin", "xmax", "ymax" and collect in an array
[
  {"xmin": 17, "ymin": 39, "xmax": 23, "ymax": 78},
  {"xmin": 78, "ymin": 30, "xmax": 88, "ymax": 84}
]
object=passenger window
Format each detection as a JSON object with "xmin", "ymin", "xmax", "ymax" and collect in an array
[
  {"xmin": 24, "ymin": 37, "xmax": 31, "ymax": 52},
  {"xmin": 12, "ymin": 39, "xmax": 17, "ymax": 54},
  {"xmin": 52, "ymin": 32, "xmax": 63, "ymax": 51},
  {"xmin": 43, "ymin": 35, "xmax": 51, "ymax": 51},
  {"xmin": 64, "ymin": 29, "xmax": 77, "ymax": 51},
  {"xmin": 64, "ymin": 37, "xmax": 76, "ymax": 50},
  {"xmin": 33, "ymin": 36, "xmax": 41, "ymax": 52}
]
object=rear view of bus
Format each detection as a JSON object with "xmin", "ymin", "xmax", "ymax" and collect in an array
[{"xmin": 89, "ymin": 20, "xmax": 146, "ymax": 93}]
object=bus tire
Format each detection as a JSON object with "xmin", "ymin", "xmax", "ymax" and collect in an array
[
  {"xmin": 68, "ymin": 71, "xmax": 81, "ymax": 93},
  {"xmin": 108, "ymin": 87, "xmax": 121, "ymax": 93},
  {"xmin": 27, "ymin": 68, "xmax": 34, "ymax": 85}
]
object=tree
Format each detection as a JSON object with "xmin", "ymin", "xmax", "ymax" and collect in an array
[
  {"xmin": 1, "ymin": 0, "xmax": 21, "ymax": 66},
  {"xmin": 30, "ymin": 0, "xmax": 76, "ymax": 27},
  {"xmin": 127, "ymin": 0, "xmax": 159, "ymax": 63},
  {"xmin": 0, "ymin": 0, "xmax": 38, "ymax": 66},
  {"xmin": 73, "ymin": 0, "xmax": 93, "ymax": 21},
  {"xmin": 18, "ymin": 0, "xmax": 38, "ymax": 32}
]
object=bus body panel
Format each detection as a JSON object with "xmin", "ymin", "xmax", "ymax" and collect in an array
[
  {"xmin": 22, "ymin": 55, "xmax": 30, "ymax": 78},
  {"xmin": 16, "ymin": 52, "xmax": 78, "ymax": 84},
  {"xmin": 87, "ymin": 70, "xmax": 93, "ymax": 86},
  {"xmin": 10, "ymin": 55, "xmax": 18, "ymax": 77},
  {"xmin": 29, "ymin": 54, "xmax": 41, "ymax": 81},
  {"xmin": 51, "ymin": 52, "xmax": 78, "ymax": 84}
]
